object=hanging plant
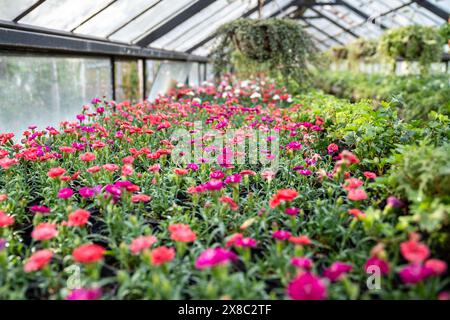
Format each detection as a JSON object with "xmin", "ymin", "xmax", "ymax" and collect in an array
[
  {"xmin": 348, "ymin": 38, "xmax": 378, "ymax": 62},
  {"xmin": 379, "ymin": 25, "xmax": 443, "ymax": 72},
  {"xmin": 439, "ymin": 20, "xmax": 450, "ymax": 46},
  {"xmin": 329, "ymin": 45, "xmax": 349, "ymax": 61},
  {"xmin": 211, "ymin": 18, "xmax": 318, "ymax": 84}
]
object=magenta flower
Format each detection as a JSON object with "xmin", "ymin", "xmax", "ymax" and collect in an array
[
  {"xmin": 210, "ymin": 170, "xmax": 225, "ymax": 179},
  {"xmin": 285, "ymin": 207, "xmax": 300, "ymax": 216},
  {"xmin": 195, "ymin": 247, "xmax": 237, "ymax": 269},
  {"xmin": 30, "ymin": 205, "xmax": 50, "ymax": 214},
  {"xmin": 324, "ymin": 262, "xmax": 353, "ymax": 282},
  {"xmin": 291, "ymin": 257, "xmax": 313, "ymax": 270},
  {"xmin": 272, "ymin": 230, "xmax": 292, "ymax": 241},
  {"xmin": 286, "ymin": 141, "xmax": 302, "ymax": 150},
  {"xmin": 235, "ymin": 237, "xmax": 257, "ymax": 248},
  {"xmin": 79, "ymin": 187, "xmax": 96, "ymax": 198},
  {"xmin": 57, "ymin": 188, "xmax": 74, "ymax": 199},
  {"xmin": 203, "ymin": 180, "xmax": 224, "ymax": 191},
  {"xmin": 287, "ymin": 272, "xmax": 327, "ymax": 300},
  {"xmin": 224, "ymin": 174, "xmax": 242, "ymax": 184},
  {"xmin": 105, "ymin": 184, "xmax": 122, "ymax": 198},
  {"xmin": 399, "ymin": 264, "xmax": 432, "ymax": 284},
  {"xmin": 187, "ymin": 163, "xmax": 199, "ymax": 171},
  {"xmin": 0, "ymin": 238, "xmax": 6, "ymax": 251},
  {"xmin": 364, "ymin": 257, "xmax": 390, "ymax": 275},
  {"xmin": 387, "ymin": 196, "xmax": 404, "ymax": 208},
  {"xmin": 65, "ymin": 288, "xmax": 102, "ymax": 300}
]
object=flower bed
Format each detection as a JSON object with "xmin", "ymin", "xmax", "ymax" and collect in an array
[{"xmin": 0, "ymin": 79, "xmax": 448, "ymax": 300}]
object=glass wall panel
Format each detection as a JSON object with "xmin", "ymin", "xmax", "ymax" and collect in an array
[
  {"xmin": 114, "ymin": 59, "xmax": 144, "ymax": 102},
  {"xmin": 188, "ymin": 62, "xmax": 200, "ymax": 87},
  {"xmin": 148, "ymin": 61, "xmax": 191, "ymax": 101},
  {"xmin": 145, "ymin": 60, "xmax": 162, "ymax": 100},
  {"xmin": 0, "ymin": 54, "xmax": 111, "ymax": 139}
]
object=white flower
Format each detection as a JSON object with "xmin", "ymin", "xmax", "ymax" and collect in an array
[
  {"xmin": 272, "ymin": 94, "xmax": 280, "ymax": 100},
  {"xmin": 222, "ymin": 92, "xmax": 228, "ymax": 99},
  {"xmin": 187, "ymin": 91, "xmax": 195, "ymax": 96},
  {"xmin": 176, "ymin": 82, "xmax": 184, "ymax": 88},
  {"xmin": 250, "ymin": 92, "xmax": 261, "ymax": 99},
  {"xmin": 192, "ymin": 98, "xmax": 202, "ymax": 104}
]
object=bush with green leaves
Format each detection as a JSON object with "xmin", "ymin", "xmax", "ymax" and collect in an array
[{"xmin": 379, "ymin": 25, "xmax": 443, "ymax": 73}]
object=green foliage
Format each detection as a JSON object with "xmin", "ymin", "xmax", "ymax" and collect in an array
[
  {"xmin": 329, "ymin": 45, "xmax": 349, "ymax": 61},
  {"xmin": 348, "ymin": 38, "xmax": 378, "ymax": 62},
  {"xmin": 439, "ymin": 21, "xmax": 450, "ymax": 45},
  {"xmin": 211, "ymin": 18, "xmax": 317, "ymax": 86},
  {"xmin": 387, "ymin": 142, "xmax": 450, "ymax": 232},
  {"xmin": 379, "ymin": 25, "xmax": 443, "ymax": 72},
  {"xmin": 313, "ymin": 71, "xmax": 450, "ymax": 120}
]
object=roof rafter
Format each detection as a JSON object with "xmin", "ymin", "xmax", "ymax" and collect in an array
[
  {"xmin": 13, "ymin": 0, "xmax": 47, "ymax": 23},
  {"xmin": 412, "ymin": 0, "xmax": 449, "ymax": 20}
]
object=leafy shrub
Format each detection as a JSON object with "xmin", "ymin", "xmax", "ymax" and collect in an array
[{"xmin": 379, "ymin": 25, "xmax": 443, "ymax": 73}]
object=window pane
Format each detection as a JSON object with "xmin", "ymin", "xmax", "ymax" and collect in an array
[
  {"xmin": 74, "ymin": 0, "xmax": 159, "ymax": 38},
  {"xmin": 148, "ymin": 61, "xmax": 191, "ymax": 101},
  {"xmin": 114, "ymin": 60, "xmax": 144, "ymax": 102},
  {"xmin": 109, "ymin": 0, "xmax": 193, "ymax": 43},
  {"xmin": 20, "ymin": 0, "xmax": 112, "ymax": 31},
  {"xmin": 145, "ymin": 59, "xmax": 161, "ymax": 99},
  {"xmin": 0, "ymin": 54, "xmax": 111, "ymax": 139},
  {"xmin": 188, "ymin": 62, "xmax": 200, "ymax": 87},
  {"xmin": 0, "ymin": 0, "xmax": 39, "ymax": 20}
]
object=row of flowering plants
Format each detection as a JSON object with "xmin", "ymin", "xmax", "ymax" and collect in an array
[{"xmin": 0, "ymin": 78, "xmax": 448, "ymax": 299}]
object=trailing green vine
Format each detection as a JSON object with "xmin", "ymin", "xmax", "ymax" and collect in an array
[{"xmin": 211, "ymin": 18, "xmax": 317, "ymax": 86}]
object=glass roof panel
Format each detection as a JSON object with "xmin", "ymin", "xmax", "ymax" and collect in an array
[
  {"xmin": 109, "ymin": 0, "xmax": 194, "ymax": 43},
  {"xmin": 0, "ymin": 0, "xmax": 39, "ymax": 20},
  {"xmin": 20, "ymin": 0, "xmax": 112, "ymax": 31},
  {"xmin": 150, "ymin": 0, "xmax": 256, "ymax": 50},
  {"xmin": 428, "ymin": 0, "xmax": 450, "ymax": 12},
  {"xmin": 74, "ymin": 0, "xmax": 160, "ymax": 38},
  {"xmin": 167, "ymin": 1, "xmax": 259, "ymax": 52}
]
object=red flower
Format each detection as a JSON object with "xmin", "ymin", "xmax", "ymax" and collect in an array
[
  {"xmin": 425, "ymin": 259, "xmax": 447, "ymax": 276},
  {"xmin": 363, "ymin": 171, "xmax": 377, "ymax": 179},
  {"xmin": 131, "ymin": 194, "xmax": 152, "ymax": 202},
  {"xmin": 347, "ymin": 189, "xmax": 367, "ymax": 201},
  {"xmin": 24, "ymin": 249, "xmax": 53, "ymax": 272},
  {"xmin": 219, "ymin": 196, "xmax": 239, "ymax": 211},
  {"xmin": 343, "ymin": 178, "xmax": 364, "ymax": 191},
  {"xmin": 129, "ymin": 235, "xmax": 157, "ymax": 254},
  {"xmin": 289, "ymin": 235, "xmax": 312, "ymax": 246},
  {"xmin": 0, "ymin": 211, "xmax": 14, "ymax": 227},
  {"xmin": 327, "ymin": 143, "xmax": 339, "ymax": 154},
  {"xmin": 72, "ymin": 244, "xmax": 105, "ymax": 263},
  {"xmin": 400, "ymin": 239, "xmax": 430, "ymax": 263},
  {"xmin": 79, "ymin": 152, "xmax": 96, "ymax": 162},
  {"xmin": 173, "ymin": 168, "xmax": 189, "ymax": 176},
  {"xmin": 31, "ymin": 223, "xmax": 58, "ymax": 241},
  {"xmin": 269, "ymin": 189, "xmax": 298, "ymax": 208},
  {"xmin": 47, "ymin": 167, "xmax": 66, "ymax": 178},
  {"xmin": 150, "ymin": 246, "xmax": 175, "ymax": 265},
  {"xmin": 348, "ymin": 208, "xmax": 365, "ymax": 219},
  {"xmin": 68, "ymin": 209, "xmax": 90, "ymax": 227},
  {"xmin": 169, "ymin": 224, "xmax": 197, "ymax": 243}
]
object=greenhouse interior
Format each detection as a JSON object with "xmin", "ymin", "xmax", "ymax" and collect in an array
[{"xmin": 0, "ymin": 0, "xmax": 449, "ymax": 303}]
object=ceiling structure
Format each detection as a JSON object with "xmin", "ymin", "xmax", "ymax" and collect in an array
[{"xmin": 0, "ymin": 0, "xmax": 448, "ymax": 59}]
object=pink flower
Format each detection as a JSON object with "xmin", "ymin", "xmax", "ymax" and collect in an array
[
  {"xmin": 327, "ymin": 143, "xmax": 339, "ymax": 154},
  {"xmin": 287, "ymin": 272, "xmax": 327, "ymax": 300},
  {"xmin": 203, "ymin": 180, "xmax": 224, "ymax": 191},
  {"xmin": 169, "ymin": 224, "xmax": 197, "ymax": 243},
  {"xmin": 425, "ymin": 259, "xmax": 447, "ymax": 276},
  {"xmin": 286, "ymin": 141, "xmax": 302, "ymax": 150},
  {"xmin": 235, "ymin": 237, "xmax": 257, "ymax": 248},
  {"xmin": 210, "ymin": 170, "xmax": 225, "ymax": 179},
  {"xmin": 57, "ymin": 188, "xmax": 74, "ymax": 199},
  {"xmin": 131, "ymin": 194, "xmax": 152, "ymax": 203},
  {"xmin": 24, "ymin": 249, "xmax": 53, "ymax": 272},
  {"xmin": 386, "ymin": 196, "xmax": 404, "ymax": 208},
  {"xmin": 79, "ymin": 187, "xmax": 96, "ymax": 198},
  {"xmin": 285, "ymin": 207, "xmax": 300, "ymax": 216},
  {"xmin": 347, "ymin": 189, "xmax": 367, "ymax": 201},
  {"xmin": 272, "ymin": 230, "xmax": 292, "ymax": 241},
  {"xmin": 400, "ymin": 239, "xmax": 430, "ymax": 263},
  {"xmin": 324, "ymin": 262, "xmax": 353, "ymax": 282},
  {"xmin": 195, "ymin": 247, "xmax": 237, "ymax": 269},
  {"xmin": 103, "ymin": 163, "xmax": 119, "ymax": 172},
  {"xmin": 363, "ymin": 171, "xmax": 377, "ymax": 179},
  {"xmin": 31, "ymin": 223, "xmax": 58, "ymax": 241},
  {"xmin": 399, "ymin": 264, "xmax": 432, "ymax": 284},
  {"xmin": 66, "ymin": 288, "xmax": 102, "ymax": 300},
  {"xmin": 0, "ymin": 211, "xmax": 14, "ymax": 228},
  {"xmin": 364, "ymin": 257, "xmax": 390, "ymax": 275},
  {"xmin": 80, "ymin": 152, "xmax": 96, "ymax": 162},
  {"xmin": 68, "ymin": 209, "xmax": 90, "ymax": 227},
  {"xmin": 47, "ymin": 167, "xmax": 66, "ymax": 178},
  {"xmin": 129, "ymin": 235, "xmax": 157, "ymax": 254},
  {"xmin": 291, "ymin": 257, "xmax": 313, "ymax": 270},
  {"xmin": 343, "ymin": 178, "xmax": 364, "ymax": 191},
  {"xmin": 219, "ymin": 196, "xmax": 239, "ymax": 211},
  {"xmin": 224, "ymin": 173, "xmax": 242, "ymax": 184},
  {"xmin": 30, "ymin": 205, "xmax": 50, "ymax": 214}
]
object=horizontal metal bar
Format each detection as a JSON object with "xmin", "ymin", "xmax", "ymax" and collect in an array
[{"xmin": 0, "ymin": 21, "xmax": 208, "ymax": 62}]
